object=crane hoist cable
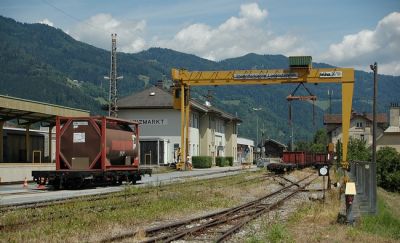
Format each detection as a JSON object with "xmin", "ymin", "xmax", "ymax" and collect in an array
[{"xmin": 286, "ymin": 82, "xmax": 317, "ymax": 126}]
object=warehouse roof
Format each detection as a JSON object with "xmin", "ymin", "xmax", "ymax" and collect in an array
[{"xmin": 0, "ymin": 95, "xmax": 89, "ymax": 126}]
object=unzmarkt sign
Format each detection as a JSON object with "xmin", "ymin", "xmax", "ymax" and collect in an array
[{"xmin": 133, "ymin": 119, "xmax": 168, "ymax": 125}]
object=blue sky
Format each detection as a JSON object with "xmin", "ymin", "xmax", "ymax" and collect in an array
[{"xmin": 0, "ymin": 0, "xmax": 399, "ymax": 74}]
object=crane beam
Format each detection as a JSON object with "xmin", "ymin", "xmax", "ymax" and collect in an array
[{"xmin": 172, "ymin": 68, "xmax": 354, "ymax": 86}]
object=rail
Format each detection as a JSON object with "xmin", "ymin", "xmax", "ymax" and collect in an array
[{"xmin": 100, "ymin": 173, "xmax": 317, "ymax": 242}]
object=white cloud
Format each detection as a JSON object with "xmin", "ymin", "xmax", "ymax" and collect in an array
[
  {"xmin": 39, "ymin": 18, "xmax": 54, "ymax": 27},
  {"xmin": 153, "ymin": 3, "xmax": 306, "ymax": 60},
  {"xmin": 321, "ymin": 12, "xmax": 400, "ymax": 75},
  {"xmin": 70, "ymin": 13, "xmax": 147, "ymax": 53}
]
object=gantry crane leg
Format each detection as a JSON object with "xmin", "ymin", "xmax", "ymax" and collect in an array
[{"xmin": 341, "ymin": 82, "xmax": 354, "ymax": 171}]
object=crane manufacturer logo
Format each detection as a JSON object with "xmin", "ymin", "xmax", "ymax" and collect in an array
[
  {"xmin": 233, "ymin": 73, "xmax": 298, "ymax": 80},
  {"xmin": 319, "ymin": 71, "xmax": 343, "ymax": 78}
]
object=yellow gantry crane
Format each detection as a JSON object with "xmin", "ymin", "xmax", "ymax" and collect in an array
[{"xmin": 171, "ymin": 56, "xmax": 354, "ymax": 171}]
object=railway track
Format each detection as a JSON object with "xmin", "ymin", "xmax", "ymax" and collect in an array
[
  {"xmin": 100, "ymin": 173, "xmax": 317, "ymax": 243},
  {"xmin": 0, "ymin": 170, "xmax": 274, "ymax": 232}
]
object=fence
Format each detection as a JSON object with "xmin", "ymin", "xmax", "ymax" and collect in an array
[{"xmin": 349, "ymin": 160, "xmax": 377, "ymax": 214}]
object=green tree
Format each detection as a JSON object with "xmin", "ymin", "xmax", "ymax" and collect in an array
[
  {"xmin": 347, "ymin": 137, "xmax": 370, "ymax": 161},
  {"xmin": 377, "ymin": 147, "xmax": 400, "ymax": 191},
  {"xmin": 294, "ymin": 141, "xmax": 311, "ymax": 152},
  {"xmin": 313, "ymin": 129, "xmax": 328, "ymax": 146},
  {"xmin": 336, "ymin": 140, "xmax": 342, "ymax": 165}
]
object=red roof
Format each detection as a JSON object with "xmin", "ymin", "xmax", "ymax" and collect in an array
[{"xmin": 324, "ymin": 112, "xmax": 387, "ymax": 124}]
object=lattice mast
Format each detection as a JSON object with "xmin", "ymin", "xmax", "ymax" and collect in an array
[{"xmin": 107, "ymin": 33, "xmax": 122, "ymax": 117}]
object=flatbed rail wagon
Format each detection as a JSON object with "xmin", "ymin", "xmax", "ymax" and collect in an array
[{"xmin": 32, "ymin": 116, "xmax": 152, "ymax": 189}]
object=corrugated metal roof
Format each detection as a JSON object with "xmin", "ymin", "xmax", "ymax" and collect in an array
[{"xmin": 289, "ymin": 56, "xmax": 312, "ymax": 67}]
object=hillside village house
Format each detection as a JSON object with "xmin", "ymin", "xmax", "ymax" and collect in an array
[
  {"xmin": 323, "ymin": 110, "xmax": 387, "ymax": 147},
  {"xmin": 377, "ymin": 104, "xmax": 400, "ymax": 152},
  {"xmin": 117, "ymin": 85, "xmax": 253, "ymax": 166}
]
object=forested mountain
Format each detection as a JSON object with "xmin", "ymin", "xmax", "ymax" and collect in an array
[{"xmin": 1, "ymin": 16, "xmax": 399, "ymax": 144}]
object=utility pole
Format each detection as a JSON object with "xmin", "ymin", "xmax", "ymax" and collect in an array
[
  {"xmin": 252, "ymin": 107, "xmax": 262, "ymax": 152},
  {"xmin": 370, "ymin": 62, "xmax": 378, "ymax": 214},
  {"xmin": 328, "ymin": 89, "xmax": 333, "ymax": 114},
  {"xmin": 104, "ymin": 34, "xmax": 123, "ymax": 117}
]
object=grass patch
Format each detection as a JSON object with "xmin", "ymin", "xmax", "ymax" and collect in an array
[
  {"xmin": 1, "ymin": 171, "xmax": 267, "ymax": 242},
  {"xmin": 281, "ymin": 181, "xmax": 400, "ymax": 242},
  {"xmin": 358, "ymin": 196, "xmax": 400, "ymax": 240},
  {"xmin": 267, "ymin": 223, "xmax": 294, "ymax": 243},
  {"xmin": 245, "ymin": 220, "xmax": 294, "ymax": 243}
]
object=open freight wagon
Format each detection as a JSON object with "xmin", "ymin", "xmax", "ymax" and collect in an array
[{"xmin": 32, "ymin": 116, "xmax": 152, "ymax": 189}]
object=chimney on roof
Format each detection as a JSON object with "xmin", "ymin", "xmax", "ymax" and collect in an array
[
  {"xmin": 389, "ymin": 103, "xmax": 400, "ymax": 127},
  {"xmin": 156, "ymin": 80, "xmax": 164, "ymax": 89}
]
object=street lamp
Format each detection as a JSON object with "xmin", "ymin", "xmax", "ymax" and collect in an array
[{"xmin": 370, "ymin": 62, "xmax": 378, "ymax": 214}]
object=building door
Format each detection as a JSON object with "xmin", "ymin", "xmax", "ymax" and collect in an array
[{"xmin": 140, "ymin": 141, "xmax": 164, "ymax": 166}]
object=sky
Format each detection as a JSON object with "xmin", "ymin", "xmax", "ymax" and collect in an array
[{"xmin": 0, "ymin": 0, "xmax": 399, "ymax": 75}]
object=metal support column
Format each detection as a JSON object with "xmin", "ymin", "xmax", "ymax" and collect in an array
[
  {"xmin": 185, "ymin": 87, "xmax": 190, "ymax": 170},
  {"xmin": 0, "ymin": 121, "xmax": 3, "ymax": 163},
  {"xmin": 341, "ymin": 82, "xmax": 354, "ymax": 170},
  {"xmin": 48, "ymin": 125, "xmax": 53, "ymax": 163},
  {"xmin": 179, "ymin": 84, "xmax": 186, "ymax": 169},
  {"xmin": 25, "ymin": 124, "xmax": 31, "ymax": 162},
  {"xmin": 157, "ymin": 139, "xmax": 160, "ymax": 166}
]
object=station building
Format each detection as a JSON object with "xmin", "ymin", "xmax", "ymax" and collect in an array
[
  {"xmin": 117, "ymin": 85, "xmax": 251, "ymax": 166},
  {"xmin": 377, "ymin": 104, "xmax": 400, "ymax": 152}
]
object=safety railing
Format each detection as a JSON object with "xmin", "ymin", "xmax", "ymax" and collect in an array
[{"xmin": 349, "ymin": 160, "xmax": 377, "ymax": 214}]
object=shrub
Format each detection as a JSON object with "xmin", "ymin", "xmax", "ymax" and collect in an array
[
  {"xmin": 215, "ymin": 157, "xmax": 223, "ymax": 167},
  {"xmin": 192, "ymin": 156, "xmax": 212, "ymax": 168},
  {"xmin": 226, "ymin": 157, "xmax": 233, "ymax": 166},
  {"xmin": 216, "ymin": 157, "xmax": 233, "ymax": 167},
  {"xmin": 377, "ymin": 147, "xmax": 400, "ymax": 192}
]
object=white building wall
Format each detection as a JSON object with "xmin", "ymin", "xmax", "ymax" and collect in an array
[
  {"xmin": 118, "ymin": 108, "xmax": 203, "ymax": 164},
  {"xmin": 330, "ymin": 117, "xmax": 384, "ymax": 147},
  {"xmin": 118, "ymin": 109, "xmax": 182, "ymax": 164},
  {"xmin": 118, "ymin": 106, "xmax": 238, "ymax": 165},
  {"xmin": 189, "ymin": 127, "xmax": 200, "ymax": 156}
]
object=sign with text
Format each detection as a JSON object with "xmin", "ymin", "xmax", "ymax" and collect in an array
[
  {"xmin": 234, "ymin": 73, "xmax": 298, "ymax": 80},
  {"xmin": 133, "ymin": 119, "xmax": 168, "ymax": 125},
  {"xmin": 319, "ymin": 71, "xmax": 342, "ymax": 78}
]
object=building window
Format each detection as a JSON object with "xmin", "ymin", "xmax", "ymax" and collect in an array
[
  {"xmin": 233, "ymin": 123, "xmax": 237, "ymax": 135},
  {"xmin": 190, "ymin": 113, "xmax": 199, "ymax": 128},
  {"xmin": 209, "ymin": 117, "xmax": 216, "ymax": 129},
  {"xmin": 216, "ymin": 119, "xmax": 225, "ymax": 133},
  {"xmin": 360, "ymin": 134, "xmax": 365, "ymax": 141},
  {"xmin": 356, "ymin": 122, "xmax": 363, "ymax": 128}
]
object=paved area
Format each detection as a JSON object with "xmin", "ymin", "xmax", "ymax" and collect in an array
[{"xmin": 0, "ymin": 166, "xmax": 259, "ymax": 206}]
